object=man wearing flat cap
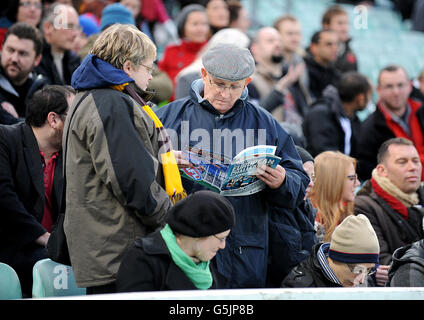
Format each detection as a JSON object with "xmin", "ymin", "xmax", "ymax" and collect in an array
[{"xmin": 156, "ymin": 43, "xmax": 309, "ymax": 288}]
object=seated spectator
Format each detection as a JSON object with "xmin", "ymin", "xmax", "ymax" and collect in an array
[
  {"xmin": 388, "ymin": 238, "xmax": 424, "ymax": 287},
  {"xmin": 158, "ymin": 4, "xmax": 209, "ymax": 100},
  {"xmin": 0, "ymin": 84, "xmax": 75, "ymax": 297},
  {"xmin": 356, "ymin": 65, "xmax": 424, "ymax": 181},
  {"xmin": 205, "ymin": 0, "xmax": 230, "ymax": 36},
  {"xmin": 227, "ymin": 0, "xmax": 250, "ymax": 34},
  {"xmin": 302, "ymin": 71, "xmax": 371, "ymax": 158},
  {"xmin": 304, "ymin": 29, "xmax": 341, "ymax": 100},
  {"xmin": 248, "ymin": 26, "xmax": 306, "ymax": 125},
  {"xmin": 322, "ymin": 5, "xmax": 358, "ymax": 73},
  {"xmin": 0, "ymin": 22, "xmax": 47, "ymax": 125},
  {"xmin": 116, "ymin": 190, "xmax": 235, "ymax": 292},
  {"xmin": 410, "ymin": 68, "xmax": 424, "ymax": 104},
  {"xmin": 35, "ymin": 3, "xmax": 81, "ymax": 85},
  {"xmin": 311, "ymin": 151, "xmax": 360, "ymax": 242},
  {"xmin": 120, "ymin": 0, "xmax": 152, "ymax": 38},
  {"xmin": 354, "ymin": 138, "xmax": 424, "ymax": 267},
  {"xmin": 281, "ymin": 214, "xmax": 379, "ymax": 288},
  {"xmin": 267, "ymin": 146, "xmax": 318, "ymax": 287},
  {"xmin": 0, "ymin": 0, "xmax": 43, "ymax": 49},
  {"xmin": 174, "ymin": 27, "xmax": 250, "ymax": 100}
]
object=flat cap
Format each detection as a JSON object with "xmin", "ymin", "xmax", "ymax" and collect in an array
[
  {"xmin": 202, "ymin": 43, "xmax": 255, "ymax": 81},
  {"xmin": 166, "ymin": 190, "xmax": 235, "ymax": 238}
]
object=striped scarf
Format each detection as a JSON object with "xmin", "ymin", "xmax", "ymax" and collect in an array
[{"xmin": 112, "ymin": 82, "xmax": 187, "ymax": 204}]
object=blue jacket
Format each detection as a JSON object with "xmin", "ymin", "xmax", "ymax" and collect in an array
[{"xmin": 156, "ymin": 79, "xmax": 309, "ymax": 288}]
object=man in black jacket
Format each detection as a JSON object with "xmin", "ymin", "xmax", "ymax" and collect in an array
[
  {"xmin": 0, "ymin": 85, "xmax": 74, "ymax": 297},
  {"xmin": 281, "ymin": 214, "xmax": 379, "ymax": 288},
  {"xmin": 35, "ymin": 3, "xmax": 80, "ymax": 85},
  {"xmin": 0, "ymin": 22, "xmax": 47, "ymax": 124},
  {"xmin": 302, "ymin": 71, "xmax": 371, "ymax": 158},
  {"xmin": 304, "ymin": 29, "xmax": 341, "ymax": 100}
]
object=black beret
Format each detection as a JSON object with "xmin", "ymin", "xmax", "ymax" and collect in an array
[{"xmin": 166, "ymin": 190, "xmax": 235, "ymax": 237}]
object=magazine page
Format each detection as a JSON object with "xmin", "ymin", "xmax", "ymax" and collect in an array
[
  {"xmin": 179, "ymin": 146, "xmax": 231, "ymax": 193},
  {"xmin": 233, "ymin": 145, "xmax": 277, "ymax": 161},
  {"xmin": 220, "ymin": 153, "xmax": 281, "ymax": 196}
]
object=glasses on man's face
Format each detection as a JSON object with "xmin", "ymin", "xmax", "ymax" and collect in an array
[
  {"xmin": 347, "ymin": 264, "xmax": 376, "ymax": 277},
  {"xmin": 140, "ymin": 63, "xmax": 153, "ymax": 76},
  {"xmin": 213, "ymin": 234, "xmax": 227, "ymax": 243},
  {"xmin": 20, "ymin": 1, "xmax": 42, "ymax": 9},
  {"xmin": 208, "ymin": 77, "xmax": 245, "ymax": 94},
  {"xmin": 347, "ymin": 174, "xmax": 358, "ymax": 183}
]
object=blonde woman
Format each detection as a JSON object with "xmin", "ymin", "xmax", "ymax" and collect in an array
[{"xmin": 311, "ymin": 151, "xmax": 360, "ymax": 242}]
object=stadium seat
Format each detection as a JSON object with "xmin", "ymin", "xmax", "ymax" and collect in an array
[
  {"xmin": 0, "ymin": 262, "xmax": 22, "ymax": 299},
  {"xmin": 32, "ymin": 258, "xmax": 86, "ymax": 298}
]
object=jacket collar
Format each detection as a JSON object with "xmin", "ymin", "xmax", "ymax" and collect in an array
[{"xmin": 21, "ymin": 123, "xmax": 44, "ymax": 198}]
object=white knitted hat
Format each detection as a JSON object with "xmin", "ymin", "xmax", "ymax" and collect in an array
[{"xmin": 329, "ymin": 214, "xmax": 380, "ymax": 264}]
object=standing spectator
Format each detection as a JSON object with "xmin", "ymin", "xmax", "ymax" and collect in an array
[
  {"xmin": 248, "ymin": 26, "xmax": 306, "ymax": 125},
  {"xmin": 311, "ymin": 151, "xmax": 360, "ymax": 242},
  {"xmin": 158, "ymin": 4, "xmax": 209, "ymax": 100},
  {"xmin": 35, "ymin": 3, "xmax": 81, "ymax": 85},
  {"xmin": 0, "ymin": 22, "xmax": 47, "ymax": 124},
  {"xmin": 116, "ymin": 190, "xmax": 235, "ymax": 292},
  {"xmin": 205, "ymin": 0, "xmax": 230, "ymax": 36},
  {"xmin": 0, "ymin": 85, "xmax": 74, "ymax": 297},
  {"xmin": 354, "ymin": 138, "xmax": 424, "ymax": 266},
  {"xmin": 267, "ymin": 146, "xmax": 318, "ymax": 287},
  {"xmin": 302, "ymin": 72, "xmax": 371, "ymax": 158},
  {"xmin": 322, "ymin": 5, "xmax": 358, "ymax": 73},
  {"xmin": 356, "ymin": 65, "xmax": 424, "ymax": 181},
  {"xmin": 304, "ymin": 29, "xmax": 341, "ymax": 100},
  {"xmin": 388, "ymin": 239, "xmax": 424, "ymax": 287},
  {"xmin": 156, "ymin": 43, "xmax": 309, "ymax": 288},
  {"xmin": 65, "ymin": 24, "xmax": 181, "ymax": 294},
  {"xmin": 281, "ymin": 214, "xmax": 379, "ymax": 288},
  {"xmin": 0, "ymin": 0, "xmax": 43, "ymax": 49}
]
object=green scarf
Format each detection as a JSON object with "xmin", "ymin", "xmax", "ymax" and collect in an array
[{"xmin": 160, "ymin": 224, "xmax": 213, "ymax": 290}]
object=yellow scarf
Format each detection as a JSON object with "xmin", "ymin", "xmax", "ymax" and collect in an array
[{"xmin": 111, "ymin": 83, "xmax": 187, "ymax": 204}]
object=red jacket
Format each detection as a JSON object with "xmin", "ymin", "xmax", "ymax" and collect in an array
[{"xmin": 158, "ymin": 40, "xmax": 207, "ymax": 100}]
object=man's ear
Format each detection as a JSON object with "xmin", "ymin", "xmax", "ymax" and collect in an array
[
  {"xmin": 376, "ymin": 163, "xmax": 387, "ymax": 177},
  {"xmin": 201, "ymin": 67, "xmax": 208, "ymax": 79},
  {"xmin": 34, "ymin": 54, "xmax": 42, "ymax": 68},
  {"xmin": 245, "ymin": 77, "xmax": 252, "ymax": 86},
  {"xmin": 47, "ymin": 111, "xmax": 59, "ymax": 129}
]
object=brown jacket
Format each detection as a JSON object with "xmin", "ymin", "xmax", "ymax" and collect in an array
[{"xmin": 63, "ymin": 88, "xmax": 172, "ymax": 287}]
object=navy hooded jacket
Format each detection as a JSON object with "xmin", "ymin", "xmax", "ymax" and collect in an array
[{"xmin": 155, "ymin": 79, "xmax": 309, "ymax": 288}]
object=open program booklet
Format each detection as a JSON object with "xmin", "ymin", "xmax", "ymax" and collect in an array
[{"xmin": 179, "ymin": 145, "xmax": 281, "ymax": 196}]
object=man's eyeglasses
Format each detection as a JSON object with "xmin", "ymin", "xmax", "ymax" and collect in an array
[
  {"xmin": 20, "ymin": 1, "xmax": 42, "ymax": 9},
  {"xmin": 140, "ymin": 63, "xmax": 153, "ymax": 76},
  {"xmin": 347, "ymin": 264, "xmax": 376, "ymax": 277},
  {"xmin": 213, "ymin": 234, "xmax": 227, "ymax": 243},
  {"xmin": 208, "ymin": 77, "xmax": 244, "ymax": 94}
]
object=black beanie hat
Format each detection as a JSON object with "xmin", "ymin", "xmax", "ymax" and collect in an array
[
  {"xmin": 295, "ymin": 145, "xmax": 314, "ymax": 164},
  {"xmin": 176, "ymin": 4, "xmax": 207, "ymax": 38},
  {"xmin": 166, "ymin": 190, "xmax": 235, "ymax": 237}
]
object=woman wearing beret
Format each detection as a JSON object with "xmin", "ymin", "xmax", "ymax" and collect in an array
[{"xmin": 116, "ymin": 190, "xmax": 235, "ymax": 291}]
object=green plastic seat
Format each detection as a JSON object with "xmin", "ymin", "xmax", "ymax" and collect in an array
[
  {"xmin": 0, "ymin": 262, "xmax": 22, "ymax": 299},
  {"xmin": 32, "ymin": 258, "xmax": 86, "ymax": 298}
]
